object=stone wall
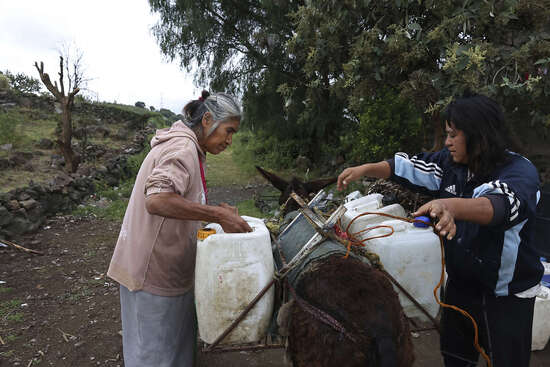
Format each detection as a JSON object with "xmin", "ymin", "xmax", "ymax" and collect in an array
[{"xmin": 0, "ymin": 127, "xmax": 153, "ymax": 238}]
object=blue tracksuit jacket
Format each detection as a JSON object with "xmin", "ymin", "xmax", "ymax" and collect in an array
[{"xmin": 387, "ymin": 148, "xmax": 543, "ymax": 296}]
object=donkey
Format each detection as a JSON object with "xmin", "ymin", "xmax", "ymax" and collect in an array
[{"xmin": 255, "ymin": 166, "xmax": 337, "ymax": 214}]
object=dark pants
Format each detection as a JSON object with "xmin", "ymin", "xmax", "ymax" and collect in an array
[{"xmin": 440, "ymin": 280, "xmax": 535, "ymax": 367}]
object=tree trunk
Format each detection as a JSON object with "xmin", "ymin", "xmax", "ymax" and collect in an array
[
  {"xmin": 58, "ymin": 97, "xmax": 79, "ymax": 173},
  {"xmin": 429, "ymin": 111, "xmax": 444, "ymax": 152},
  {"xmin": 34, "ymin": 59, "xmax": 80, "ymax": 173}
]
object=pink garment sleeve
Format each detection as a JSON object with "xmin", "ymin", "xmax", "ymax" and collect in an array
[{"xmin": 144, "ymin": 143, "xmax": 193, "ymax": 197}]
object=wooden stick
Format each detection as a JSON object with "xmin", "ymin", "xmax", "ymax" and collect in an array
[
  {"xmin": 0, "ymin": 239, "xmax": 43, "ymax": 255},
  {"xmin": 58, "ymin": 328, "xmax": 75, "ymax": 342},
  {"xmin": 0, "ymin": 335, "xmax": 5, "ymax": 345}
]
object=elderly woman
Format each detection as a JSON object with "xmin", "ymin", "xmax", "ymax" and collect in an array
[
  {"xmin": 107, "ymin": 91, "xmax": 251, "ymax": 367},
  {"xmin": 338, "ymin": 93, "xmax": 542, "ymax": 367}
]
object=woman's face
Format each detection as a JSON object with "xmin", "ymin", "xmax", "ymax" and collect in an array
[
  {"xmin": 445, "ymin": 122, "xmax": 468, "ymax": 164},
  {"xmin": 200, "ymin": 113, "xmax": 240, "ymax": 154}
]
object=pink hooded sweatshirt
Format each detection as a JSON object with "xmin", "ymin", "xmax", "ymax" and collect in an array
[{"xmin": 107, "ymin": 121, "xmax": 206, "ymax": 296}]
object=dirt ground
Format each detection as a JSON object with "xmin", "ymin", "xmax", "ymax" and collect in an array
[{"xmin": 1, "ymin": 186, "xmax": 550, "ymax": 367}]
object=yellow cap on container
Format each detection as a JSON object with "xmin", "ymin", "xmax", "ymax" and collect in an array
[{"xmin": 197, "ymin": 228, "xmax": 216, "ymax": 240}]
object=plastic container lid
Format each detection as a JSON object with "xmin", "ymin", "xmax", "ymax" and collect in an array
[
  {"xmin": 197, "ymin": 228, "xmax": 216, "ymax": 240},
  {"xmin": 413, "ymin": 216, "xmax": 431, "ymax": 228}
]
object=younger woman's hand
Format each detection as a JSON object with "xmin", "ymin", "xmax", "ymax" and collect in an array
[
  {"xmin": 337, "ymin": 166, "xmax": 364, "ymax": 191},
  {"xmin": 413, "ymin": 199, "xmax": 456, "ymax": 240}
]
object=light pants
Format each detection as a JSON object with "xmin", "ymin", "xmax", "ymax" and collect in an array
[{"xmin": 120, "ymin": 285, "xmax": 197, "ymax": 367}]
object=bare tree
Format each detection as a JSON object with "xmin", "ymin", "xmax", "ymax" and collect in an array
[{"xmin": 34, "ymin": 52, "xmax": 84, "ymax": 173}]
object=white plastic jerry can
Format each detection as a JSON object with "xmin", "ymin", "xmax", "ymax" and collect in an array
[
  {"xmin": 194, "ymin": 216, "xmax": 275, "ymax": 345},
  {"xmin": 340, "ymin": 193, "xmax": 384, "ymax": 230},
  {"xmin": 532, "ymin": 285, "xmax": 550, "ymax": 351},
  {"xmin": 343, "ymin": 202, "xmax": 407, "ymax": 239},
  {"xmin": 364, "ymin": 219, "xmax": 442, "ymax": 322}
]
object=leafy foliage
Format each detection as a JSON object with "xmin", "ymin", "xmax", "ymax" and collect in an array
[
  {"xmin": 150, "ymin": 0, "xmax": 550, "ymax": 165},
  {"xmin": 3, "ymin": 70, "xmax": 42, "ymax": 94},
  {"xmin": 0, "ymin": 73, "xmax": 10, "ymax": 91},
  {"xmin": 347, "ymin": 89, "xmax": 423, "ymax": 163}
]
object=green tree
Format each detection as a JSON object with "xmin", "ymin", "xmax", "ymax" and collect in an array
[
  {"xmin": 150, "ymin": 0, "xmax": 550, "ymax": 164},
  {"xmin": 3, "ymin": 70, "xmax": 42, "ymax": 94}
]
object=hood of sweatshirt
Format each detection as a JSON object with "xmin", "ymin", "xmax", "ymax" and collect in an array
[{"xmin": 150, "ymin": 120, "xmax": 205, "ymax": 158}]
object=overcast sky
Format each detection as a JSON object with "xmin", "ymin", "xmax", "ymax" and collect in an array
[{"xmin": 0, "ymin": 0, "xmax": 199, "ymax": 114}]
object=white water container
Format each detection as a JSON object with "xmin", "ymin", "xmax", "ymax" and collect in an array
[
  {"xmin": 364, "ymin": 219, "xmax": 442, "ymax": 322},
  {"xmin": 343, "ymin": 203, "xmax": 407, "ymax": 237},
  {"xmin": 195, "ymin": 216, "xmax": 275, "ymax": 345},
  {"xmin": 340, "ymin": 193, "xmax": 384, "ymax": 229},
  {"xmin": 532, "ymin": 285, "xmax": 550, "ymax": 351}
]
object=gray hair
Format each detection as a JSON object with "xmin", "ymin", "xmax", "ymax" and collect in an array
[{"xmin": 182, "ymin": 92, "xmax": 242, "ymax": 137}]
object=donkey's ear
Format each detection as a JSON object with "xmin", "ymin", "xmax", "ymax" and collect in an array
[
  {"xmin": 255, "ymin": 166, "xmax": 289, "ymax": 192},
  {"xmin": 304, "ymin": 176, "xmax": 337, "ymax": 194}
]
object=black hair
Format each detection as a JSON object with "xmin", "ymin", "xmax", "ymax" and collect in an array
[{"xmin": 442, "ymin": 93, "xmax": 514, "ymax": 180}]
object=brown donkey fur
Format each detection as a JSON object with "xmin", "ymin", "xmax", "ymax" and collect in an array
[{"xmin": 288, "ymin": 255, "xmax": 415, "ymax": 367}]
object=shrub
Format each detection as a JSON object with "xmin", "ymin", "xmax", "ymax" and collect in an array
[
  {"xmin": 159, "ymin": 108, "xmax": 176, "ymax": 119},
  {"xmin": 0, "ymin": 74, "xmax": 10, "ymax": 91},
  {"xmin": 347, "ymin": 90, "xmax": 424, "ymax": 163},
  {"xmin": 232, "ymin": 130, "xmax": 303, "ymax": 170},
  {"xmin": 3, "ymin": 70, "xmax": 41, "ymax": 94}
]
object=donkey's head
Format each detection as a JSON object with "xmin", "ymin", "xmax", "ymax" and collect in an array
[{"xmin": 255, "ymin": 166, "xmax": 337, "ymax": 213}]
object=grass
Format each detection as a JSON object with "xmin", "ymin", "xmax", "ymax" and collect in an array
[
  {"xmin": 6, "ymin": 312, "xmax": 24, "ymax": 322},
  {"xmin": 236, "ymin": 199, "xmax": 265, "ymax": 218},
  {"xmin": 0, "ymin": 299, "xmax": 23, "ymax": 322},
  {"xmin": 0, "ymin": 349, "xmax": 15, "ymax": 358},
  {"xmin": 98, "ymin": 102, "xmax": 158, "ymax": 117},
  {"xmin": 65, "ymin": 287, "xmax": 93, "ymax": 302},
  {"xmin": 0, "ymin": 107, "xmax": 58, "ymax": 149},
  {"xmin": 205, "ymin": 146, "xmax": 260, "ymax": 187},
  {"xmin": 0, "ymin": 287, "xmax": 13, "ymax": 294}
]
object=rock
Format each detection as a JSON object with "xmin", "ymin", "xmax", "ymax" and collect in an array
[
  {"xmin": 51, "ymin": 173, "xmax": 74, "ymax": 188},
  {"xmin": 36, "ymin": 138, "xmax": 54, "ymax": 149},
  {"xmin": 0, "ymin": 143, "xmax": 13, "ymax": 151},
  {"xmin": 17, "ymin": 192, "xmax": 31, "ymax": 201},
  {"xmin": 6, "ymin": 200, "xmax": 20, "ymax": 211},
  {"xmin": 20, "ymin": 199, "xmax": 38, "ymax": 210},
  {"xmin": 0, "ymin": 205, "xmax": 12, "ymax": 226},
  {"xmin": 19, "ymin": 97, "xmax": 32, "ymax": 108},
  {"xmin": 95, "ymin": 198, "xmax": 111, "ymax": 209},
  {"xmin": 114, "ymin": 128, "xmax": 130, "ymax": 141},
  {"xmin": 50, "ymin": 154, "xmax": 65, "ymax": 168},
  {"xmin": 0, "ymin": 158, "xmax": 12, "ymax": 169},
  {"xmin": 73, "ymin": 127, "xmax": 86, "ymax": 140},
  {"xmin": 69, "ymin": 190, "xmax": 82, "ymax": 202},
  {"xmin": 77, "ymin": 165, "xmax": 92, "ymax": 177},
  {"xmin": 89, "ymin": 125, "xmax": 110, "ymax": 138},
  {"xmin": 22, "ymin": 162, "xmax": 34, "ymax": 171},
  {"xmin": 4, "ymin": 216, "xmax": 32, "ymax": 235},
  {"xmin": 10, "ymin": 155, "xmax": 29, "ymax": 167}
]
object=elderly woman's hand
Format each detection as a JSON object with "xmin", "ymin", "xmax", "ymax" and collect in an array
[
  {"xmin": 217, "ymin": 204, "xmax": 252, "ymax": 233},
  {"xmin": 413, "ymin": 199, "xmax": 456, "ymax": 240}
]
